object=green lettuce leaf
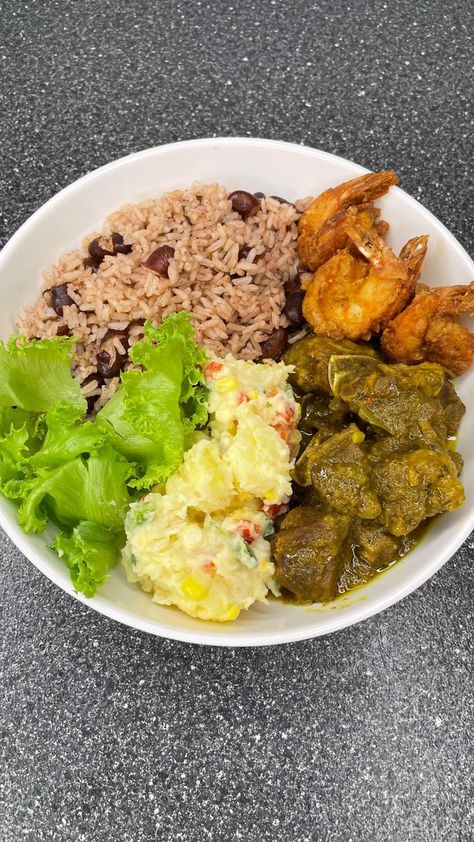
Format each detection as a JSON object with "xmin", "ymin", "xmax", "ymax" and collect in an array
[
  {"xmin": 51, "ymin": 521, "xmax": 124, "ymax": 597},
  {"xmin": 98, "ymin": 313, "xmax": 208, "ymax": 488},
  {"xmin": 6, "ymin": 445, "xmax": 134, "ymax": 534},
  {"xmin": 0, "ymin": 335, "xmax": 86, "ymax": 414},
  {"xmin": 96, "ymin": 388, "xmax": 161, "ymax": 463},
  {"xmin": 132, "ymin": 314, "xmax": 209, "ymax": 432},
  {"xmin": 0, "ymin": 424, "xmax": 31, "ymax": 486},
  {"xmin": 0, "ymin": 406, "xmax": 45, "ymax": 486},
  {"xmin": 29, "ymin": 401, "xmax": 107, "ymax": 470},
  {"xmin": 0, "ymin": 406, "xmax": 35, "ymax": 438}
]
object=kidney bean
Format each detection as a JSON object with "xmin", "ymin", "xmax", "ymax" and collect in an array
[
  {"xmin": 88, "ymin": 237, "xmax": 110, "ymax": 264},
  {"xmin": 81, "ymin": 372, "xmax": 104, "ymax": 388},
  {"xmin": 284, "ymin": 290, "xmax": 305, "ymax": 327},
  {"xmin": 269, "ymin": 195, "xmax": 296, "ymax": 208},
  {"xmin": 101, "ymin": 327, "xmax": 130, "ymax": 350},
  {"xmin": 86, "ymin": 395, "xmax": 97, "ymax": 414},
  {"xmin": 81, "ymin": 372, "xmax": 104, "ymax": 414},
  {"xmin": 96, "ymin": 325, "xmax": 130, "ymax": 378},
  {"xmin": 83, "ymin": 256, "xmax": 99, "ymax": 273},
  {"xmin": 143, "ymin": 245, "xmax": 175, "ymax": 277},
  {"xmin": 254, "ymin": 191, "xmax": 265, "ymax": 200},
  {"xmin": 259, "ymin": 327, "xmax": 289, "ymax": 360},
  {"xmin": 50, "ymin": 284, "xmax": 73, "ymax": 316},
  {"xmin": 96, "ymin": 347, "xmax": 127, "ymax": 379},
  {"xmin": 229, "ymin": 190, "xmax": 260, "ymax": 220},
  {"xmin": 87, "ymin": 233, "xmax": 133, "ymax": 271},
  {"xmin": 283, "ymin": 275, "xmax": 305, "ymax": 326},
  {"xmin": 238, "ymin": 245, "xmax": 252, "ymax": 261},
  {"xmin": 111, "ymin": 233, "xmax": 133, "ymax": 255}
]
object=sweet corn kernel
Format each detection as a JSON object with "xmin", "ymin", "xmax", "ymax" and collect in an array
[
  {"xmin": 264, "ymin": 490, "xmax": 278, "ymax": 504},
  {"xmin": 249, "ymin": 390, "xmax": 259, "ymax": 400},
  {"xmin": 351, "ymin": 430, "xmax": 365, "ymax": 444},
  {"xmin": 181, "ymin": 576, "xmax": 209, "ymax": 601},
  {"xmin": 223, "ymin": 605, "xmax": 240, "ymax": 621},
  {"xmin": 215, "ymin": 375, "xmax": 239, "ymax": 392}
]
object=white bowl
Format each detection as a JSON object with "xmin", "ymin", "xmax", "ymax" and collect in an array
[{"xmin": 1, "ymin": 138, "xmax": 473, "ymax": 646}]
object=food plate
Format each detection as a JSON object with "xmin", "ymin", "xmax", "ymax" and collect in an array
[{"xmin": 0, "ymin": 137, "xmax": 473, "ymax": 646}]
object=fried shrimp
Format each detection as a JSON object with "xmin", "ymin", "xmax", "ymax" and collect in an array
[
  {"xmin": 302, "ymin": 214, "xmax": 417, "ymax": 341},
  {"xmin": 381, "ymin": 282, "xmax": 474, "ymax": 375},
  {"xmin": 298, "ymin": 170, "xmax": 398, "ymax": 270}
]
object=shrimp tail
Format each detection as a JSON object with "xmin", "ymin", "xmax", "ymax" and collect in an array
[
  {"xmin": 432, "ymin": 282, "xmax": 474, "ymax": 314},
  {"xmin": 338, "ymin": 170, "xmax": 399, "ymax": 206},
  {"xmin": 342, "ymin": 219, "xmax": 389, "ymax": 269},
  {"xmin": 399, "ymin": 235, "xmax": 429, "ymax": 284}
]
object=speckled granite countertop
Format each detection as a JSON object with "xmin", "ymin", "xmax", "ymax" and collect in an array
[{"xmin": 1, "ymin": 1, "xmax": 473, "ymax": 840}]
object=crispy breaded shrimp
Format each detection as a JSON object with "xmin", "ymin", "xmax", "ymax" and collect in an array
[
  {"xmin": 424, "ymin": 318, "xmax": 474, "ymax": 376},
  {"xmin": 305, "ymin": 203, "xmax": 389, "ymax": 269},
  {"xmin": 381, "ymin": 282, "xmax": 474, "ymax": 375},
  {"xmin": 344, "ymin": 224, "xmax": 427, "ymax": 318},
  {"xmin": 298, "ymin": 170, "xmax": 398, "ymax": 270},
  {"xmin": 302, "ymin": 214, "xmax": 417, "ymax": 341}
]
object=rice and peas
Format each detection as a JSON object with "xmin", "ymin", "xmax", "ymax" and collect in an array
[{"xmin": 19, "ymin": 183, "xmax": 312, "ymax": 411}]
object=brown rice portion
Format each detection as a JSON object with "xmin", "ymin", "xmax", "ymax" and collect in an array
[{"xmin": 18, "ymin": 182, "xmax": 312, "ymax": 410}]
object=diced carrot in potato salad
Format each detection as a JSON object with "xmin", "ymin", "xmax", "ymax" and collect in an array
[{"xmin": 122, "ymin": 355, "xmax": 300, "ymax": 621}]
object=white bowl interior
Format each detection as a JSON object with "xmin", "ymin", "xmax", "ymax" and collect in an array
[{"xmin": 0, "ymin": 138, "xmax": 473, "ymax": 645}]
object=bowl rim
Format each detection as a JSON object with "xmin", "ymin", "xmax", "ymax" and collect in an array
[{"xmin": 1, "ymin": 136, "xmax": 473, "ymax": 647}]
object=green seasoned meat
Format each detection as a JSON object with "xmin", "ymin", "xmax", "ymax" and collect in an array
[
  {"xmin": 438, "ymin": 378, "xmax": 466, "ymax": 438},
  {"xmin": 367, "ymin": 434, "xmax": 413, "ymax": 465},
  {"xmin": 368, "ymin": 431, "xmax": 464, "ymax": 475},
  {"xmin": 293, "ymin": 429, "xmax": 334, "ymax": 486},
  {"xmin": 301, "ymin": 424, "xmax": 381, "ymax": 519},
  {"xmin": 278, "ymin": 505, "xmax": 320, "ymax": 530},
  {"xmin": 277, "ymin": 333, "xmax": 467, "ymax": 604},
  {"xmin": 284, "ymin": 335, "xmax": 380, "ymax": 395},
  {"xmin": 328, "ymin": 355, "xmax": 450, "ymax": 446},
  {"xmin": 447, "ymin": 448, "xmax": 464, "ymax": 475},
  {"xmin": 273, "ymin": 508, "xmax": 351, "ymax": 602},
  {"xmin": 299, "ymin": 392, "xmax": 349, "ymax": 433},
  {"xmin": 338, "ymin": 519, "xmax": 421, "ymax": 593},
  {"xmin": 289, "ymin": 480, "xmax": 325, "ymax": 510},
  {"xmin": 372, "ymin": 448, "xmax": 465, "ymax": 536},
  {"xmin": 351, "ymin": 519, "xmax": 415, "ymax": 569},
  {"xmin": 337, "ymin": 554, "xmax": 375, "ymax": 593}
]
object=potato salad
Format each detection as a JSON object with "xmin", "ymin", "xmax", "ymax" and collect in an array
[{"xmin": 122, "ymin": 354, "xmax": 300, "ymax": 621}]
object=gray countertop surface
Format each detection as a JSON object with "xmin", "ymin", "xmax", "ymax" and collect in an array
[{"xmin": 1, "ymin": 1, "xmax": 473, "ymax": 840}]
